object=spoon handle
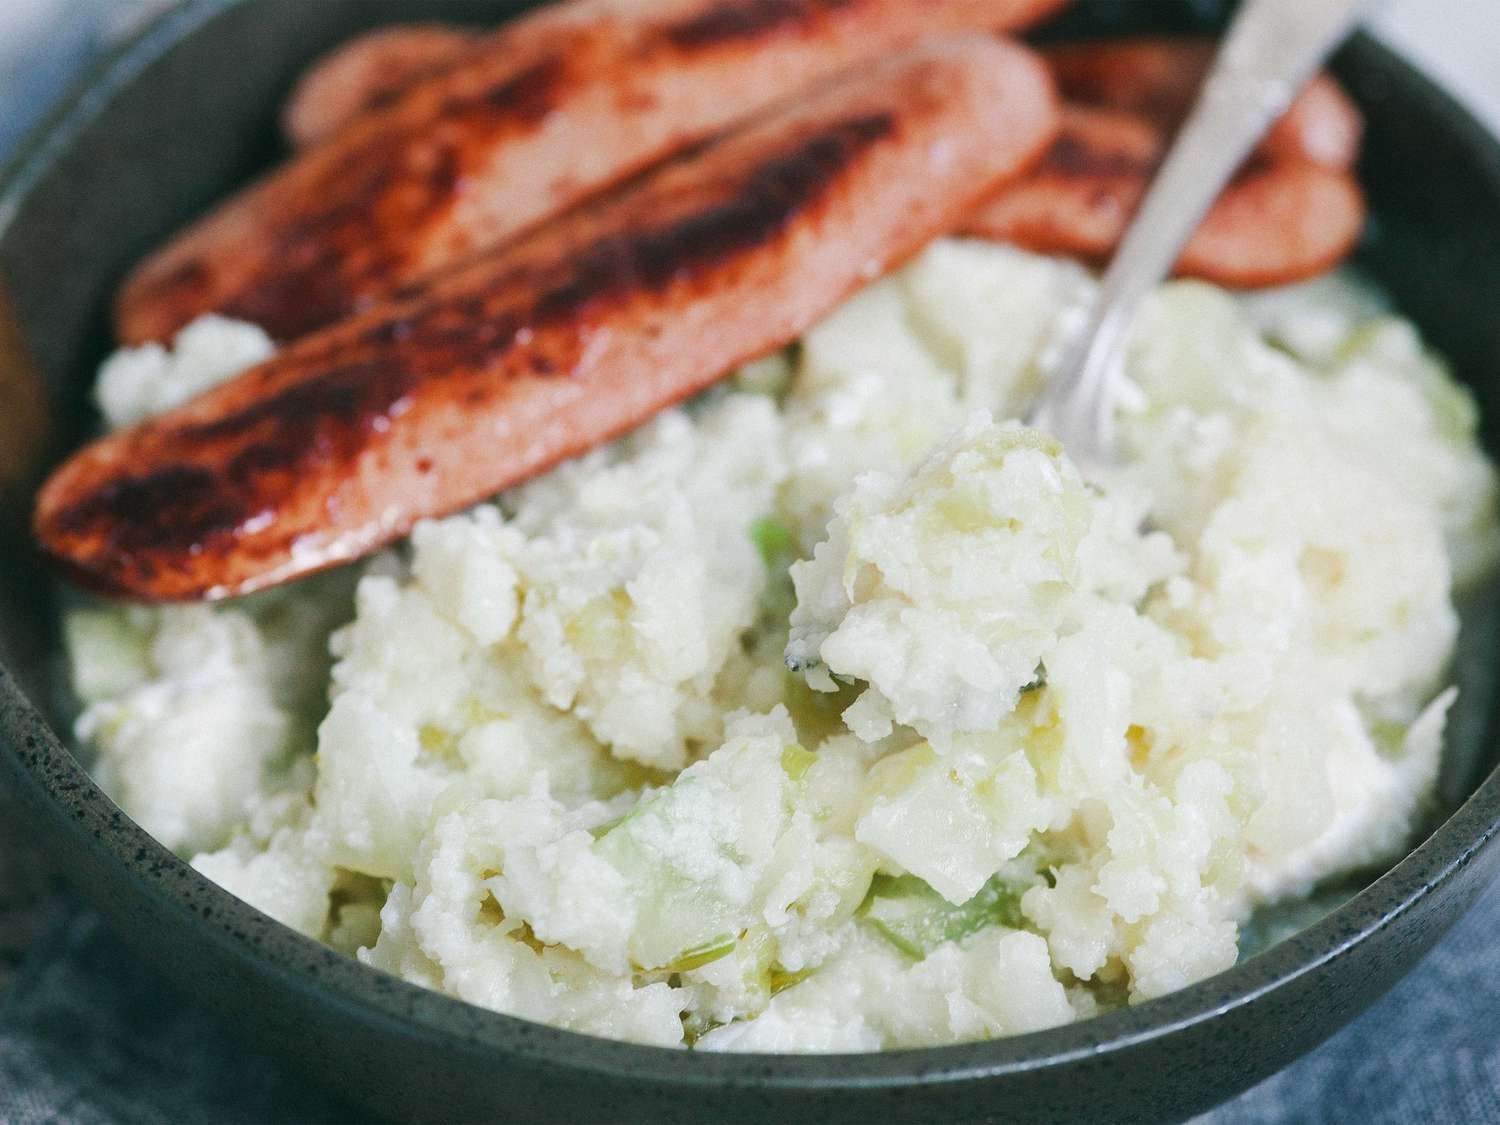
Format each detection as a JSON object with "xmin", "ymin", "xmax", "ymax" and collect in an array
[{"xmin": 1031, "ymin": 0, "xmax": 1373, "ymax": 464}]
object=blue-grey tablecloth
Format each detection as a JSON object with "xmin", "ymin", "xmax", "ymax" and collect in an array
[{"xmin": 2, "ymin": 3, "xmax": 1499, "ymax": 1121}]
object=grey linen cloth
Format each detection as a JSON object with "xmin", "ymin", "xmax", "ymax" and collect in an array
[{"xmin": 3, "ymin": 3, "xmax": 1500, "ymax": 1122}]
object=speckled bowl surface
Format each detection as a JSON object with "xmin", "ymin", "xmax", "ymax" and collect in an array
[{"xmin": 3, "ymin": 2, "xmax": 1500, "ymax": 1121}]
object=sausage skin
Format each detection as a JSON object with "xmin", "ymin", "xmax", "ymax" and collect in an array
[
  {"xmin": 117, "ymin": 0, "xmax": 1069, "ymax": 346},
  {"xmin": 282, "ymin": 24, "xmax": 482, "ymax": 149},
  {"xmin": 964, "ymin": 104, "xmax": 1365, "ymax": 288},
  {"xmin": 39, "ymin": 38, "xmax": 1060, "ymax": 601},
  {"xmin": 1174, "ymin": 162, "xmax": 1366, "ymax": 288}
]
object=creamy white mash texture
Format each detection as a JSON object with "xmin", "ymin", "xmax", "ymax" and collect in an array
[{"xmin": 67, "ymin": 242, "xmax": 1498, "ymax": 1050}]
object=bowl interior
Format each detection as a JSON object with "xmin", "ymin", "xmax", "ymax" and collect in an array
[{"xmin": 3, "ymin": 0, "xmax": 1500, "ymax": 1111}]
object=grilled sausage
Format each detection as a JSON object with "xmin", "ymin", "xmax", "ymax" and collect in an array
[
  {"xmin": 282, "ymin": 24, "xmax": 482, "ymax": 149},
  {"xmin": 1045, "ymin": 37, "xmax": 1362, "ymax": 168},
  {"xmin": 117, "ymin": 0, "xmax": 1069, "ymax": 346},
  {"xmin": 278, "ymin": 4, "xmax": 1087, "ymax": 151},
  {"xmin": 40, "ymin": 37, "xmax": 1060, "ymax": 601},
  {"xmin": 964, "ymin": 105, "xmax": 1365, "ymax": 287},
  {"xmin": 282, "ymin": 29, "xmax": 1361, "ymax": 171}
]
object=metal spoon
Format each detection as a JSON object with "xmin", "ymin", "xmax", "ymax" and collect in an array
[{"xmin": 1029, "ymin": 0, "xmax": 1375, "ymax": 468}]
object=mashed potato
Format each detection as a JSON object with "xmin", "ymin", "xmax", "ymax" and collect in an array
[{"xmin": 66, "ymin": 241, "xmax": 1497, "ymax": 1050}]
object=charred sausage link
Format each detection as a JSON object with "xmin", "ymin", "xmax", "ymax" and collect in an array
[
  {"xmin": 1043, "ymin": 37, "xmax": 1363, "ymax": 168},
  {"xmin": 964, "ymin": 104, "xmax": 1365, "ymax": 288},
  {"xmin": 279, "ymin": 4, "xmax": 1087, "ymax": 150},
  {"xmin": 117, "ymin": 0, "xmax": 1068, "ymax": 345}
]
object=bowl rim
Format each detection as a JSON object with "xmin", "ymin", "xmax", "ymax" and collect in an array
[{"xmin": 4, "ymin": 0, "xmax": 1500, "ymax": 1093}]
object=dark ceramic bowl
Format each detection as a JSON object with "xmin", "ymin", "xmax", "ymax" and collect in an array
[{"xmin": 3, "ymin": 2, "xmax": 1500, "ymax": 1121}]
